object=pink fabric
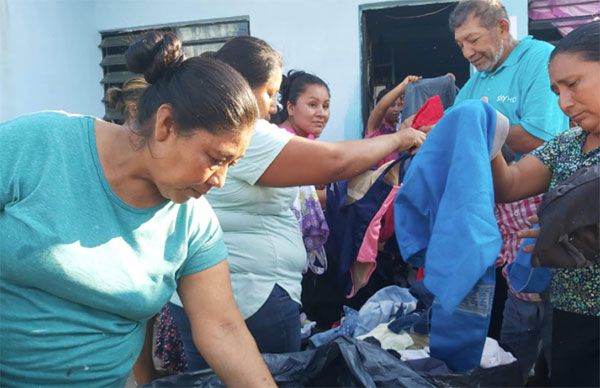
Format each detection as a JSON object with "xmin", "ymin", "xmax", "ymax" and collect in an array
[
  {"xmin": 495, "ymin": 194, "xmax": 544, "ymax": 302},
  {"xmin": 529, "ymin": 0, "xmax": 600, "ymax": 36},
  {"xmin": 347, "ymin": 186, "xmax": 399, "ymax": 298},
  {"xmin": 281, "ymin": 124, "xmax": 316, "ymax": 140}
]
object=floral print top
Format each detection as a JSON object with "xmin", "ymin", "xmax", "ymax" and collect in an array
[{"xmin": 531, "ymin": 127, "xmax": 600, "ymax": 316}]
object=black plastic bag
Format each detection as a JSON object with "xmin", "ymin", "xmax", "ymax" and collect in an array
[
  {"xmin": 145, "ymin": 336, "xmax": 523, "ymax": 387},
  {"xmin": 145, "ymin": 337, "xmax": 432, "ymax": 387}
]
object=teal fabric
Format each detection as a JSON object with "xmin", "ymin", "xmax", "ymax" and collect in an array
[
  {"xmin": 455, "ymin": 36, "xmax": 569, "ymax": 147},
  {"xmin": 202, "ymin": 120, "xmax": 306, "ymax": 319},
  {"xmin": 0, "ymin": 111, "xmax": 227, "ymax": 386}
]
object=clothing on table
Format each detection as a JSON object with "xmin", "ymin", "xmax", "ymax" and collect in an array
[
  {"xmin": 348, "ymin": 186, "xmax": 399, "ymax": 298},
  {"xmin": 402, "ymin": 74, "xmax": 457, "ymax": 119},
  {"xmin": 0, "ymin": 112, "xmax": 227, "ymax": 386},
  {"xmin": 365, "ymin": 120, "xmax": 399, "ymax": 168},
  {"xmin": 530, "ymin": 127, "xmax": 600, "ymax": 316},
  {"xmin": 394, "ymin": 100, "xmax": 502, "ymax": 372},
  {"xmin": 326, "ymin": 156, "xmax": 408, "ymax": 297},
  {"xmin": 356, "ymin": 323, "xmax": 414, "ymax": 351},
  {"xmin": 454, "ymin": 36, "xmax": 569, "ymax": 157}
]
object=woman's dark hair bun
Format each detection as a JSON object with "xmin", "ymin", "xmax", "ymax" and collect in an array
[
  {"xmin": 125, "ymin": 31, "xmax": 185, "ymax": 84},
  {"xmin": 200, "ymin": 51, "xmax": 217, "ymax": 59}
]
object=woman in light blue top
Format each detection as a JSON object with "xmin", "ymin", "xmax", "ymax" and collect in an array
[
  {"xmin": 164, "ymin": 36, "xmax": 427, "ymax": 371},
  {"xmin": 0, "ymin": 31, "xmax": 274, "ymax": 387}
]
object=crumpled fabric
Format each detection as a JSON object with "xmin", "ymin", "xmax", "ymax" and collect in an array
[
  {"xmin": 356, "ymin": 323, "xmax": 414, "ymax": 351},
  {"xmin": 308, "ymin": 306, "xmax": 358, "ymax": 348},
  {"xmin": 354, "ymin": 285, "xmax": 417, "ymax": 337}
]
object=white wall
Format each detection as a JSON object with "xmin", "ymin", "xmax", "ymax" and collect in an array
[
  {"xmin": 0, "ymin": 0, "xmax": 103, "ymax": 121},
  {"xmin": 2, "ymin": 0, "xmax": 527, "ymax": 140}
]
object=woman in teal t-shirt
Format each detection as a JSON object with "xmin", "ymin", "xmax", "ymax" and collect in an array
[
  {"xmin": 0, "ymin": 31, "xmax": 274, "ymax": 387},
  {"xmin": 490, "ymin": 22, "xmax": 599, "ymax": 387}
]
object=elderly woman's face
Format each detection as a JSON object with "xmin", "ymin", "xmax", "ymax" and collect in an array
[{"xmin": 549, "ymin": 52, "xmax": 600, "ymax": 133}]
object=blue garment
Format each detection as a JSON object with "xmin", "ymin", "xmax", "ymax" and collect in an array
[
  {"xmin": 308, "ymin": 286, "xmax": 418, "ymax": 347},
  {"xmin": 395, "ymin": 100, "xmax": 502, "ymax": 310},
  {"xmin": 354, "ymin": 285, "xmax": 417, "ymax": 337},
  {"xmin": 0, "ymin": 112, "xmax": 227, "ymax": 385},
  {"xmin": 507, "ymin": 224, "xmax": 551, "ymax": 293},
  {"xmin": 309, "ymin": 306, "xmax": 359, "ymax": 348},
  {"xmin": 454, "ymin": 36, "xmax": 568, "ymax": 150},
  {"xmin": 394, "ymin": 100, "xmax": 502, "ymax": 372},
  {"xmin": 325, "ymin": 156, "xmax": 408, "ymax": 296}
]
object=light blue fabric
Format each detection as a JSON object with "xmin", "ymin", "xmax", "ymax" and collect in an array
[
  {"xmin": 395, "ymin": 100, "xmax": 502, "ymax": 311},
  {"xmin": 201, "ymin": 120, "xmax": 306, "ymax": 319},
  {"xmin": 354, "ymin": 286, "xmax": 417, "ymax": 337},
  {"xmin": 454, "ymin": 36, "xmax": 568, "ymax": 151},
  {"xmin": 308, "ymin": 286, "xmax": 417, "ymax": 347},
  {"xmin": 0, "ymin": 112, "xmax": 227, "ymax": 385},
  {"xmin": 309, "ymin": 306, "xmax": 359, "ymax": 348},
  {"xmin": 507, "ymin": 224, "xmax": 551, "ymax": 293}
]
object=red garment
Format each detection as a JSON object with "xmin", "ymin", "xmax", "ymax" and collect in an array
[{"xmin": 412, "ymin": 95, "xmax": 444, "ymax": 129}]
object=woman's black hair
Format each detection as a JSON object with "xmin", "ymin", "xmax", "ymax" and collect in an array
[
  {"xmin": 272, "ymin": 70, "xmax": 330, "ymax": 124},
  {"xmin": 550, "ymin": 20, "xmax": 600, "ymax": 63},
  {"xmin": 125, "ymin": 31, "xmax": 258, "ymax": 147},
  {"xmin": 212, "ymin": 36, "xmax": 283, "ymax": 90},
  {"xmin": 375, "ymin": 86, "xmax": 393, "ymax": 104}
]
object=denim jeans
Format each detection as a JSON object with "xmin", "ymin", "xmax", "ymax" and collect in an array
[
  {"xmin": 500, "ymin": 293, "xmax": 552, "ymax": 378},
  {"xmin": 169, "ymin": 284, "xmax": 301, "ymax": 371}
]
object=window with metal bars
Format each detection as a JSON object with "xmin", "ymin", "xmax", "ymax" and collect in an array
[{"xmin": 99, "ymin": 17, "xmax": 250, "ymax": 122}]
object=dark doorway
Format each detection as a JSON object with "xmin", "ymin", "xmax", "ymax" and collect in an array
[{"xmin": 360, "ymin": 1, "xmax": 469, "ymax": 130}]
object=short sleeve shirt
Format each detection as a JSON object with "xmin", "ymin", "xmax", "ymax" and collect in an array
[
  {"xmin": 455, "ymin": 36, "xmax": 569, "ymax": 147},
  {"xmin": 0, "ymin": 112, "xmax": 227, "ymax": 385},
  {"xmin": 202, "ymin": 120, "xmax": 306, "ymax": 318},
  {"xmin": 531, "ymin": 127, "xmax": 600, "ymax": 316}
]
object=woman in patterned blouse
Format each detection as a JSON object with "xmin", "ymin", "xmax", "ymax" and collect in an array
[{"xmin": 490, "ymin": 21, "xmax": 599, "ymax": 387}]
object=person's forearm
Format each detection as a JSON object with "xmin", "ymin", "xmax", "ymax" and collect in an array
[
  {"xmin": 326, "ymin": 131, "xmax": 414, "ymax": 181},
  {"xmin": 491, "ymin": 154, "xmax": 517, "ymax": 203},
  {"xmin": 505, "ymin": 124, "xmax": 544, "ymax": 153},
  {"xmin": 195, "ymin": 319, "xmax": 275, "ymax": 387}
]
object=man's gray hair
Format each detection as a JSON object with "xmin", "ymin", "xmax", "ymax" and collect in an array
[{"xmin": 449, "ymin": 0, "xmax": 509, "ymax": 32}]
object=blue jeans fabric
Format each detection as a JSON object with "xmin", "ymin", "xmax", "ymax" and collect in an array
[
  {"xmin": 500, "ymin": 293, "xmax": 552, "ymax": 378},
  {"xmin": 169, "ymin": 284, "xmax": 301, "ymax": 371}
]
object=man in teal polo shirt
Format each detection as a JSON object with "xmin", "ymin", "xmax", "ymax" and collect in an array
[{"xmin": 448, "ymin": 0, "xmax": 569, "ymax": 381}]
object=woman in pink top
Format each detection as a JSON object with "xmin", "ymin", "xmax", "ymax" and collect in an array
[{"xmin": 272, "ymin": 70, "xmax": 331, "ymax": 275}]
